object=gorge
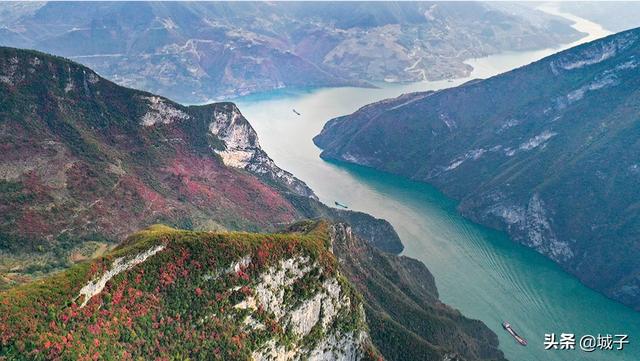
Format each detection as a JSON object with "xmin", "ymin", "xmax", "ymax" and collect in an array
[{"xmin": 236, "ymin": 8, "xmax": 640, "ymax": 361}]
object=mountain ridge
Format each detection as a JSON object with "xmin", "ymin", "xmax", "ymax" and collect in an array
[
  {"xmin": 314, "ymin": 26, "xmax": 640, "ymax": 310},
  {"xmin": 0, "ymin": 46, "xmax": 401, "ymax": 286},
  {"xmin": 0, "ymin": 221, "xmax": 506, "ymax": 361},
  {"xmin": 1, "ymin": 45, "xmax": 507, "ymax": 360},
  {"xmin": 0, "ymin": 222, "xmax": 379, "ymax": 360}
]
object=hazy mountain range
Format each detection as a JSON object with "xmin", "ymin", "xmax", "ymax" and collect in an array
[
  {"xmin": 314, "ymin": 27, "xmax": 640, "ymax": 310},
  {"xmin": 0, "ymin": 1, "xmax": 581, "ymax": 102},
  {"xmin": 558, "ymin": 1, "xmax": 640, "ymax": 32}
]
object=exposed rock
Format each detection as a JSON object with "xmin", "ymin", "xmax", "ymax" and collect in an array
[
  {"xmin": 1, "ymin": 225, "xmax": 377, "ymax": 360},
  {"xmin": 518, "ymin": 130, "xmax": 557, "ymax": 151},
  {"xmin": 488, "ymin": 194, "xmax": 573, "ymax": 262},
  {"xmin": 551, "ymin": 31, "xmax": 637, "ymax": 71},
  {"xmin": 141, "ymin": 96, "xmax": 190, "ymax": 126},
  {"xmin": 314, "ymin": 27, "xmax": 640, "ymax": 309},
  {"xmin": 208, "ymin": 103, "xmax": 318, "ymax": 199},
  {"xmin": 77, "ymin": 245, "xmax": 165, "ymax": 307},
  {"xmin": 328, "ymin": 223, "xmax": 506, "ymax": 361}
]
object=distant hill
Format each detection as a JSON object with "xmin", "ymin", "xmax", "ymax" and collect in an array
[
  {"xmin": 0, "ymin": 2, "xmax": 580, "ymax": 102},
  {"xmin": 314, "ymin": 27, "xmax": 640, "ymax": 310}
]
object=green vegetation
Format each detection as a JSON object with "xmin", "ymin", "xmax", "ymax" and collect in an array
[
  {"xmin": 0, "ymin": 222, "xmax": 372, "ymax": 360},
  {"xmin": 0, "ymin": 46, "xmax": 302, "ymax": 283},
  {"xmin": 330, "ymin": 223, "xmax": 506, "ymax": 361},
  {"xmin": 314, "ymin": 28, "xmax": 640, "ymax": 310}
]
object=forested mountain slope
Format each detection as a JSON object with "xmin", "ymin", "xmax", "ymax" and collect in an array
[{"xmin": 315, "ymin": 28, "xmax": 640, "ymax": 310}]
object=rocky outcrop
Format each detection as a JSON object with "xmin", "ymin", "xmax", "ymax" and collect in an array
[
  {"xmin": 327, "ymin": 223, "xmax": 506, "ymax": 361},
  {"xmin": 0, "ymin": 47, "xmax": 307, "ymax": 287},
  {"xmin": 208, "ymin": 104, "xmax": 317, "ymax": 199},
  {"xmin": 0, "ymin": 224, "xmax": 378, "ymax": 360},
  {"xmin": 243, "ymin": 255, "xmax": 369, "ymax": 360},
  {"xmin": 76, "ymin": 244, "xmax": 165, "ymax": 308},
  {"xmin": 140, "ymin": 96, "xmax": 190, "ymax": 126}
]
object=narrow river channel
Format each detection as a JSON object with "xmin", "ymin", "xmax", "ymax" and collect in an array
[{"xmin": 235, "ymin": 8, "xmax": 639, "ymax": 361}]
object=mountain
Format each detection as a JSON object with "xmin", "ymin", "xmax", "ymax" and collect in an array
[
  {"xmin": 328, "ymin": 222, "xmax": 505, "ymax": 361},
  {"xmin": 0, "ymin": 221, "xmax": 505, "ymax": 361},
  {"xmin": 0, "ymin": 2, "xmax": 580, "ymax": 102},
  {"xmin": 0, "ymin": 44, "xmax": 512, "ymax": 360},
  {"xmin": 0, "ymin": 223, "xmax": 379, "ymax": 360},
  {"xmin": 0, "ymin": 46, "xmax": 401, "ymax": 287},
  {"xmin": 0, "ymin": 47, "xmax": 507, "ymax": 360},
  {"xmin": 315, "ymin": 28, "xmax": 640, "ymax": 310}
]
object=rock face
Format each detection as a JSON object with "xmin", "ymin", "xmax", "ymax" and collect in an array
[
  {"xmin": 0, "ymin": 224, "xmax": 378, "ymax": 360},
  {"xmin": 209, "ymin": 104, "xmax": 317, "ymax": 199},
  {"xmin": 0, "ymin": 215, "xmax": 507, "ymax": 361},
  {"xmin": 314, "ymin": 28, "xmax": 640, "ymax": 310},
  {"xmin": 76, "ymin": 244, "xmax": 166, "ymax": 308},
  {"xmin": 0, "ymin": 47, "xmax": 505, "ymax": 361},
  {"xmin": 0, "ymin": 2, "xmax": 580, "ymax": 102},
  {"xmin": 326, "ymin": 222, "xmax": 506, "ymax": 361}
]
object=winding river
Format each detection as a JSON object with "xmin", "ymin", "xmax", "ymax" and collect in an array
[{"xmin": 235, "ymin": 8, "xmax": 640, "ymax": 361}]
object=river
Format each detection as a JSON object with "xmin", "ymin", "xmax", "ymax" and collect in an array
[{"xmin": 234, "ymin": 8, "xmax": 640, "ymax": 361}]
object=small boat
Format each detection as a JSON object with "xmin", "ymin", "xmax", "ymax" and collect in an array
[
  {"xmin": 334, "ymin": 201, "xmax": 348, "ymax": 209},
  {"xmin": 293, "ymin": 109, "xmax": 301, "ymax": 116},
  {"xmin": 502, "ymin": 321, "xmax": 527, "ymax": 346}
]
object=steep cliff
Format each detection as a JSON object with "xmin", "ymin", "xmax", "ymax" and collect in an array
[
  {"xmin": 0, "ymin": 46, "xmax": 506, "ymax": 360},
  {"xmin": 0, "ymin": 221, "xmax": 505, "ymax": 361},
  {"xmin": 327, "ymin": 223, "xmax": 505, "ymax": 361},
  {"xmin": 0, "ymin": 223, "xmax": 379, "ymax": 360},
  {"xmin": 315, "ymin": 28, "xmax": 640, "ymax": 310},
  {"xmin": 0, "ymin": 46, "xmax": 405, "ymax": 289}
]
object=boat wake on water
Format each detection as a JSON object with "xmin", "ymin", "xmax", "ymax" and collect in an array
[{"xmin": 503, "ymin": 321, "xmax": 528, "ymax": 346}]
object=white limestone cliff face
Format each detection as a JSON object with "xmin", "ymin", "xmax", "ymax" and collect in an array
[
  {"xmin": 209, "ymin": 106, "xmax": 259, "ymax": 168},
  {"xmin": 486, "ymin": 193, "xmax": 573, "ymax": 262},
  {"xmin": 219, "ymin": 254, "xmax": 370, "ymax": 361},
  {"xmin": 550, "ymin": 31, "xmax": 638, "ymax": 72},
  {"xmin": 140, "ymin": 96, "xmax": 190, "ymax": 126},
  {"xmin": 208, "ymin": 104, "xmax": 318, "ymax": 199},
  {"xmin": 76, "ymin": 245, "xmax": 166, "ymax": 308},
  {"xmin": 72, "ymin": 245, "xmax": 371, "ymax": 360}
]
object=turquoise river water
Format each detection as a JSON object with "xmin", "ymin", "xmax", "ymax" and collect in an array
[{"xmin": 234, "ymin": 8, "xmax": 640, "ymax": 361}]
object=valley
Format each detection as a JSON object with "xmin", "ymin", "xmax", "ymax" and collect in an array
[
  {"xmin": 0, "ymin": 2, "xmax": 581, "ymax": 102},
  {"xmin": 2, "ymin": 2, "xmax": 639, "ymax": 361},
  {"xmin": 235, "ymin": 8, "xmax": 640, "ymax": 361},
  {"xmin": 0, "ymin": 46, "xmax": 504, "ymax": 361}
]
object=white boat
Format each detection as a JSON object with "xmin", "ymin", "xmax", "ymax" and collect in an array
[{"xmin": 502, "ymin": 321, "xmax": 528, "ymax": 346}]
